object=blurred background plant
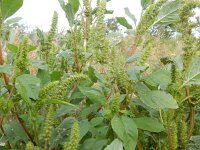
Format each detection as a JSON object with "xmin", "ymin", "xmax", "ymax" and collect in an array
[{"xmin": 0, "ymin": 0, "xmax": 200, "ymax": 150}]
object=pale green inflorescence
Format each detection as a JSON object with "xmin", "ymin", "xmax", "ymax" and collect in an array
[
  {"xmin": 55, "ymin": 74, "xmax": 88, "ymax": 99},
  {"xmin": 42, "ymin": 11, "xmax": 58, "ymax": 52},
  {"xmin": 171, "ymin": 63, "xmax": 176, "ymax": 84},
  {"xmin": 110, "ymin": 93, "xmax": 120, "ymax": 113},
  {"xmin": 171, "ymin": 122, "xmax": 178, "ymax": 150},
  {"xmin": 38, "ymin": 74, "xmax": 88, "ymax": 101},
  {"xmin": 95, "ymin": 0, "xmax": 109, "ymax": 63},
  {"xmin": 87, "ymin": 25, "xmax": 97, "ymax": 51},
  {"xmin": 109, "ymin": 49, "xmax": 132, "ymax": 91},
  {"xmin": 138, "ymin": 42, "xmax": 153, "ymax": 66},
  {"xmin": 64, "ymin": 121, "xmax": 80, "ymax": 150},
  {"xmin": 25, "ymin": 142, "xmax": 34, "ymax": 150},
  {"xmin": 38, "ymin": 81, "xmax": 59, "ymax": 99},
  {"xmin": 83, "ymin": 0, "xmax": 92, "ymax": 17},
  {"xmin": 177, "ymin": 0, "xmax": 200, "ymax": 70},
  {"xmin": 40, "ymin": 105, "xmax": 55, "ymax": 142},
  {"xmin": 15, "ymin": 37, "xmax": 29, "ymax": 71},
  {"xmin": 0, "ymin": 97, "xmax": 13, "ymax": 114},
  {"xmin": 175, "ymin": 111, "xmax": 188, "ymax": 149},
  {"xmin": 179, "ymin": 120, "xmax": 188, "ymax": 149},
  {"xmin": 136, "ymin": 0, "xmax": 167, "ymax": 37},
  {"xmin": 41, "ymin": 11, "xmax": 58, "ymax": 64},
  {"xmin": 83, "ymin": 0, "xmax": 92, "ymax": 43}
]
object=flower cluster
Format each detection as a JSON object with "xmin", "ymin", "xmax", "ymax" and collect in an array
[
  {"xmin": 94, "ymin": 0, "xmax": 109, "ymax": 63},
  {"xmin": 0, "ymin": 97, "xmax": 14, "ymax": 114},
  {"xmin": 64, "ymin": 121, "xmax": 79, "ymax": 150},
  {"xmin": 136, "ymin": 0, "xmax": 167, "ymax": 37},
  {"xmin": 38, "ymin": 74, "xmax": 88, "ymax": 101},
  {"xmin": 55, "ymin": 74, "xmax": 88, "ymax": 100},
  {"xmin": 40, "ymin": 105, "xmax": 55, "ymax": 142},
  {"xmin": 110, "ymin": 93, "xmax": 120, "ymax": 114},
  {"xmin": 171, "ymin": 122, "xmax": 178, "ymax": 150},
  {"xmin": 15, "ymin": 37, "xmax": 29, "ymax": 71},
  {"xmin": 82, "ymin": 0, "xmax": 92, "ymax": 46},
  {"xmin": 41, "ymin": 11, "xmax": 58, "ymax": 64},
  {"xmin": 25, "ymin": 142, "xmax": 34, "ymax": 150},
  {"xmin": 109, "ymin": 49, "xmax": 132, "ymax": 91},
  {"xmin": 178, "ymin": 0, "xmax": 200, "ymax": 70},
  {"xmin": 42, "ymin": 11, "xmax": 58, "ymax": 52},
  {"xmin": 138, "ymin": 42, "xmax": 153, "ymax": 66}
]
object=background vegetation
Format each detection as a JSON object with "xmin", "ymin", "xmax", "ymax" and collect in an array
[{"xmin": 1, "ymin": 0, "xmax": 200, "ymax": 149}]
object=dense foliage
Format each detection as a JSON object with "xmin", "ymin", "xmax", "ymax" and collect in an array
[{"xmin": 1, "ymin": 0, "xmax": 200, "ymax": 149}]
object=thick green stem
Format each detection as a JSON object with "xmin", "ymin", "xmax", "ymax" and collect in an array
[
  {"xmin": 0, "ymin": 40, "xmax": 9, "ymax": 85},
  {"xmin": 13, "ymin": 110, "xmax": 37, "ymax": 146},
  {"xmin": 185, "ymin": 87, "xmax": 195, "ymax": 140},
  {"xmin": 167, "ymin": 123, "xmax": 174, "ymax": 150}
]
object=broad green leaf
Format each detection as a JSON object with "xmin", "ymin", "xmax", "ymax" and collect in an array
[
  {"xmin": 0, "ymin": 0, "xmax": 23, "ymax": 20},
  {"xmin": 9, "ymin": 121, "xmax": 29, "ymax": 142},
  {"xmin": 69, "ymin": 0, "xmax": 79, "ymax": 14},
  {"xmin": 50, "ymin": 99, "xmax": 77, "ymax": 108},
  {"xmin": 87, "ymin": 66, "xmax": 98, "ymax": 82},
  {"xmin": 92, "ymin": 8, "xmax": 113, "ymax": 15},
  {"xmin": 7, "ymin": 43, "xmax": 18, "ymax": 53},
  {"xmin": 79, "ymin": 86, "xmax": 106, "ymax": 104},
  {"xmin": 70, "ymin": 91, "xmax": 84, "ymax": 100},
  {"xmin": 94, "ymin": 71, "xmax": 107, "ymax": 84},
  {"xmin": 188, "ymin": 136, "xmax": 200, "ymax": 149},
  {"xmin": 83, "ymin": 138, "xmax": 108, "ymax": 150},
  {"xmin": 116, "ymin": 17, "xmax": 132, "ymax": 29},
  {"xmin": 105, "ymin": 139, "xmax": 123, "ymax": 150},
  {"xmin": 6, "ymin": 17, "xmax": 22, "ymax": 25},
  {"xmin": 4, "ymin": 120, "xmax": 28, "ymax": 143},
  {"xmin": 143, "ymin": 69, "xmax": 171, "ymax": 90},
  {"xmin": 153, "ymin": 0, "xmax": 181, "ymax": 25},
  {"xmin": 134, "ymin": 117, "xmax": 165, "ymax": 132},
  {"xmin": 90, "ymin": 117, "xmax": 104, "ymax": 127},
  {"xmin": 79, "ymin": 120, "xmax": 90, "ymax": 140},
  {"xmin": 50, "ymin": 71, "xmax": 62, "ymax": 81},
  {"xmin": 27, "ymin": 44, "xmax": 37, "ymax": 52},
  {"xmin": 80, "ymin": 104, "xmax": 100, "ymax": 119},
  {"xmin": 55, "ymin": 106, "xmax": 76, "ymax": 118},
  {"xmin": 183, "ymin": 57, "xmax": 200, "ymax": 86},
  {"xmin": 50, "ymin": 117, "xmax": 75, "ymax": 147},
  {"xmin": 64, "ymin": 3, "xmax": 75, "ymax": 27},
  {"xmin": 36, "ymin": 28, "xmax": 45, "ymax": 43},
  {"xmin": 90, "ymin": 125, "xmax": 109, "ymax": 138},
  {"xmin": 15, "ymin": 74, "xmax": 41, "ymax": 100},
  {"xmin": 135, "ymin": 83, "xmax": 178, "ymax": 109},
  {"xmin": 0, "ymin": 64, "xmax": 13, "ymax": 74},
  {"xmin": 124, "ymin": 7, "xmax": 137, "ymax": 27},
  {"xmin": 105, "ymin": 10, "xmax": 114, "ymax": 14},
  {"xmin": 29, "ymin": 60, "xmax": 48, "ymax": 70},
  {"xmin": 111, "ymin": 116, "xmax": 125, "ymax": 140},
  {"xmin": 36, "ymin": 70, "xmax": 51, "ymax": 86},
  {"xmin": 128, "ymin": 66, "xmax": 147, "ymax": 81},
  {"xmin": 141, "ymin": 0, "xmax": 153, "ymax": 9},
  {"xmin": 58, "ymin": 0, "xmax": 65, "ymax": 10},
  {"xmin": 58, "ymin": 0, "xmax": 75, "ymax": 27},
  {"xmin": 111, "ymin": 116, "xmax": 138, "ymax": 150},
  {"xmin": 140, "ymin": 90, "xmax": 178, "ymax": 109},
  {"xmin": 173, "ymin": 55, "xmax": 184, "ymax": 71},
  {"xmin": 126, "ymin": 52, "xmax": 142, "ymax": 64},
  {"xmin": 135, "ymin": 82, "xmax": 151, "ymax": 94},
  {"xmin": 15, "ymin": 80, "xmax": 32, "ymax": 105}
]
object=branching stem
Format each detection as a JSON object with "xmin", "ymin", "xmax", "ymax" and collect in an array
[
  {"xmin": 167, "ymin": 123, "xmax": 174, "ymax": 150},
  {"xmin": 14, "ymin": 110, "xmax": 37, "ymax": 146},
  {"xmin": 185, "ymin": 87, "xmax": 195, "ymax": 140},
  {"xmin": 0, "ymin": 40, "xmax": 9, "ymax": 89}
]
